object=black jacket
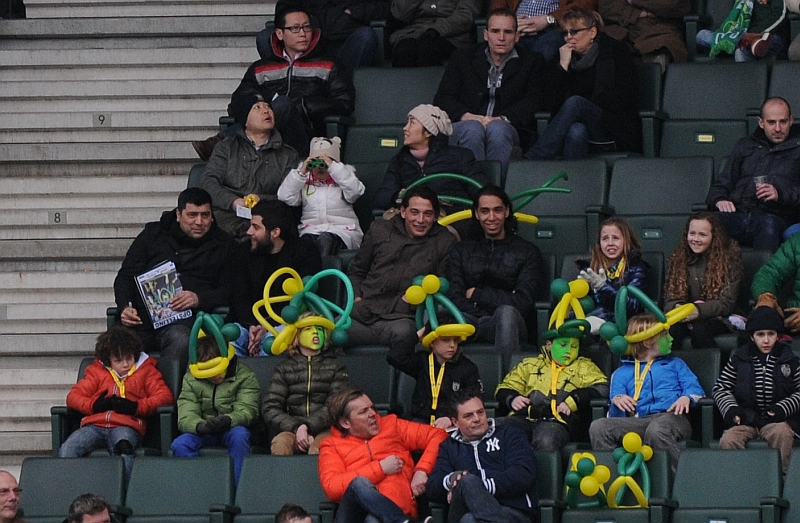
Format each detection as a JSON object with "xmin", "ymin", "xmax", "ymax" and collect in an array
[
  {"xmin": 544, "ymin": 33, "xmax": 641, "ymax": 153},
  {"xmin": 229, "ymin": 29, "xmax": 355, "ymax": 133},
  {"xmin": 706, "ymin": 124, "xmax": 800, "ymax": 224},
  {"xmin": 113, "ymin": 210, "xmax": 234, "ymax": 329},
  {"xmin": 446, "ymin": 233, "xmax": 543, "ymax": 320},
  {"xmin": 374, "ymin": 133, "xmax": 490, "ymax": 210},
  {"xmin": 434, "ymin": 43, "xmax": 545, "ymax": 146}
]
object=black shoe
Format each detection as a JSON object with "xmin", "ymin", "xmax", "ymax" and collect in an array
[{"xmin": 192, "ymin": 134, "xmax": 223, "ymax": 161}]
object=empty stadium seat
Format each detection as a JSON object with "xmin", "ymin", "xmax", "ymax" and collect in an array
[
  {"xmin": 18, "ymin": 456, "xmax": 130, "ymax": 523},
  {"xmin": 637, "ymin": 62, "xmax": 667, "ymax": 158},
  {"xmin": 769, "ymin": 62, "xmax": 800, "ymax": 114},
  {"xmin": 339, "ymin": 346, "xmax": 396, "ymax": 414},
  {"xmin": 608, "ymin": 156, "xmax": 714, "ymax": 256},
  {"xmin": 674, "ymin": 348, "xmax": 721, "ymax": 447},
  {"xmin": 782, "ymin": 451, "xmax": 800, "ymax": 523}
]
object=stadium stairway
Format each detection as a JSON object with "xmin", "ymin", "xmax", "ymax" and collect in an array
[{"xmin": 0, "ymin": 0, "xmax": 276, "ymax": 470}]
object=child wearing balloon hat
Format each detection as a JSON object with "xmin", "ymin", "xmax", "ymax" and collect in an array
[
  {"xmin": 171, "ymin": 335, "xmax": 260, "ymax": 485},
  {"xmin": 262, "ymin": 311, "xmax": 350, "ymax": 455},
  {"xmin": 713, "ymin": 306, "xmax": 800, "ymax": 473},
  {"xmin": 589, "ymin": 313, "xmax": 705, "ymax": 472}
]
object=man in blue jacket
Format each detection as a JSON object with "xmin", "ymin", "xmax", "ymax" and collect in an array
[{"xmin": 427, "ymin": 390, "xmax": 538, "ymax": 523}]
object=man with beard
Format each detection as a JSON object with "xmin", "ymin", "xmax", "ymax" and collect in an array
[{"xmin": 228, "ymin": 199, "xmax": 322, "ymax": 356}]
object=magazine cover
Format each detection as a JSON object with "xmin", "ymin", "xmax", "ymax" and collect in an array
[{"xmin": 135, "ymin": 260, "xmax": 192, "ymax": 329}]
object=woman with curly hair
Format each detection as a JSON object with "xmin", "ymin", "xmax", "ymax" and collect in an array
[{"xmin": 664, "ymin": 212, "xmax": 743, "ymax": 350}]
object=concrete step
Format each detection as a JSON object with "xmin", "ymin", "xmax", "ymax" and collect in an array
[
  {"xmin": 0, "ymin": 207, "xmax": 167, "ymax": 226},
  {"xmin": 0, "ymin": 193, "xmax": 176, "ymax": 209},
  {"xmin": 0, "ymin": 226, "xmax": 144, "ymax": 241},
  {"xmin": 0, "ymin": 142, "xmax": 197, "ymax": 162},
  {"xmin": 0, "ymin": 64, "xmax": 246, "ymax": 83},
  {"xmin": 0, "ymin": 270, "xmax": 116, "ymax": 288},
  {"xmin": 0, "ymin": 46, "xmax": 259, "ymax": 67},
  {"xmin": 0, "ymin": 419, "xmax": 52, "ymax": 434},
  {"xmin": 0, "ymin": 289, "xmax": 113, "ymax": 305},
  {"xmin": 0, "ymin": 240, "xmax": 131, "ymax": 260},
  {"xmin": 0, "ymin": 400, "xmax": 69, "ymax": 419},
  {"xmin": 1, "ymin": 128, "xmax": 220, "ymax": 144},
  {"xmin": 0, "ymin": 318, "xmax": 106, "ymax": 334},
  {"xmin": 0, "ymin": 110, "xmax": 225, "ymax": 130},
  {"xmin": 0, "ymin": 98, "xmax": 228, "ymax": 113},
  {"xmin": 2, "ymin": 303, "xmax": 109, "ymax": 321},
  {"xmin": 0, "ymin": 335, "xmax": 97, "ymax": 356},
  {"xmin": 25, "ymin": 0, "xmax": 274, "ymax": 19},
  {"xmin": 0, "ymin": 174, "xmax": 186, "ymax": 194},
  {"xmin": 0, "ymin": 160, "xmax": 197, "ymax": 178},
  {"xmin": 2, "ymin": 78, "xmax": 240, "ymax": 99},
  {"xmin": 0, "ymin": 432, "xmax": 51, "ymax": 453}
]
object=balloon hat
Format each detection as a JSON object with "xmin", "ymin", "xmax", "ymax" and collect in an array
[
  {"xmin": 252, "ymin": 267, "xmax": 355, "ymax": 355},
  {"xmin": 598, "ymin": 285, "xmax": 695, "ymax": 355},
  {"xmin": 188, "ymin": 311, "xmax": 241, "ymax": 379},
  {"xmin": 404, "ymin": 274, "xmax": 475, "ymax": 347},
  {"xmin": 544, "ymin": 278, "xmax": 595, "ymax": 341}
]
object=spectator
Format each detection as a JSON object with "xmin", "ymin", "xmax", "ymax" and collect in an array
[
  {"xmin": 426, "ymin": 391, "xmax": 538, "ymax": 523},
  {"xmin": 171, "ymin": 336, "xmax": 260, "ymax": 485},
  {"xmin": 0, "ymin": 470, "xmax": 23, "ymax": 523},
  {"xmin": 524, "ymin": 8, "xmax": 641, "ymax": 160},
  {"xmin": 59, "ymin": 327, "xmax": 174, "ymax": 481},
  {"xmin": 664, "ymin": 212, "xmax": 743, "ymax": 350},
  {"xmin": 346, "ymin": 186, "xmax": 457, "ymax": 359},
  {"xmin": 447, "ymin": 185, "xmax": 542, "ymax": 356},
  {"xmin": 276, "ymin": 503, "xmax": 312, "ymax": 523},
  {"xmin": 114, "ymin": 188, "xmax": 234, "ymax": 370},
  {"xmin": 386, "ymin": 313, "xmax": 482, "ymax": 429},
  {"xmin": 66, "ymin": 494, "xmax": 116, "ymax": 523},
  {"xmin": 696, "ymin": 0, "xmax": 786, "ymax": 61},
  {"xmin": 576, "ymin": 217, "xmax": 647, "ymax": 332},
  {"xmin": 198, "ymin": 94, "xmax": 298, "ymax": 239},
  {"xmin": 706, "ymin": 97, "xmax": 800, "ymax": 252},
  {"xmin": 434, "ymin": 9, "xmax": 545, "ymax": 176},
  {"xmin": 277, "ymin": 136, "xmax": 365, "ymax": 257},
  {"xmin": 318, "ymin": 387, "xmax": 446, "ymax": 523},
  {"xmin": 192, "ymin": 8, "xmax": 355, "ymax": 159},
  {"xmin": 589, "ymin": 313, "xmax": 705, "ymax": 471},
  {"xmin": 374, "ymin": 105, "xmax": 489, "ymax": 215},
  {"xmin": 388, "ymin": 0, "xmax": 481, "ymax": 67},
  {"xmin": 599, "ymin": 0, "xmax": 691, "ymax": 68},
  {"xmin": 495, "ymin": 319, "xmax": 608, "ymax": 451},
  {"xmin": 751, "ymin": 233, "xmax": 800, "ymax": 334},
  {"xmin": 713, "ymin": 306, "xmax": 800, "ymax": 474},
  {"xmin": 228, "ymin": 200, "xmax": 322, "ymax": 357},
  {"xmin": 262, "ymin": 312, "xmax": 350, "ymax": 455}
]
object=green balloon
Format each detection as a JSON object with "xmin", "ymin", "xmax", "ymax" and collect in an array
[
  {"xmin": 565, "ymin": 471, "xmax": 582, "ymax": 488},
  {"xmin": 609, "ymin": 336, "xmax": 629, "ymax": 355},
  {"xmin": 579, "ymin": 296, "xmax": 596, "ymax": 315},
  {"xmin": 599, "ymin": 321, "xmax": 620, "ymax": 341},
  {"xmin": 282, "ymin": 305, "xmax": 300, "ymax": 324},
  {"xmin": 330, "ymin": 328, "xmax": 348, "ymax": 347},
  {"xmin": 612, "ymin": 447, "xmax": 626, "ymax": 462},
  {"xmin": 577, "ymin": 457, "xmax": 596, "ymax": 476},
  {"xmin": 550, "ymin": 279, "xmax": 570, "ymax": 300},
  {"xmin": 438, "ymin": 277, "xmax": 450, "ymax": 295},
  {"xmin": 221, "ymin": 323, "xmax": 241, "ymax": 341}
]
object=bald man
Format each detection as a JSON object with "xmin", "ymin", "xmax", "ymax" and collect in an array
[{"xmin": 0, "ymin": 471, "xmax": 24, "ymax": 523}]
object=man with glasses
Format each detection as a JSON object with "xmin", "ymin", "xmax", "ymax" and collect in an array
[
  {"xmin": 192, "ymin": 8, "xmax": 355, "ymax": 159},
  {"xmin": 434, "ymin": 8, "xmax": 545, "ymax": 176},
  {"xmin": 0, "ymin": 471, "xmax": 23, "ymax": 523}
]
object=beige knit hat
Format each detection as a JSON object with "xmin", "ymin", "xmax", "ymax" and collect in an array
[
  {"xmin": 408, "ymin": 104, "xmax": 453, "ymax": 136},
  {"xmin": 309, "ymin": 136, "xmax": 341, "ymax": 162}
]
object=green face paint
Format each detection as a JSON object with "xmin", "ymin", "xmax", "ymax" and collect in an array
[
  {"xmin": 299, "ymin": 325, "xmax": 326, "ymax": 351},
  {"xmin": 551, "ymin": 337, "xmax": 580, "ymax": 365},
  {"xmin": 658, "ymin": 332, "xmax": 673, "ymax": 355}
]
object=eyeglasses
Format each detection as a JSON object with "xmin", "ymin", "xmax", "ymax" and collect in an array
[
  {"xmin": 0, "ymin": 488, "xmax": 21, "ymax": 496},
  {"xmin": 282, "ymin": 24, "xmax": 313, "ymax": 33},
  {"xmin": 562, "ymin": 27, "xmax": 593, "ymax": 36}
]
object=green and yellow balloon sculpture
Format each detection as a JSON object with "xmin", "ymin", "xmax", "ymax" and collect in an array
[{"xmin": 404, "ymin": 274, "xmax": 474, "ymax": 347}]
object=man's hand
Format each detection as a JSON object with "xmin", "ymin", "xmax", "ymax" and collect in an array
[
  {"xmin": 248, "ymin": 325, "xmax": 267, "ymax": 356},
  {"xmin": 232, "ymin": 198, "xmax": 246, "ymax": 211},
  {"xmin": 511, "ymin": 395, "xmax": 531, "ymax": 411},
  {"xmin": 612, "ymin": 394, "xmax": 637, "ymax": 413},
  {"xmin": 410, "ymin": 470, "xmax": 428, "ymax": 498},
  {"xmin": 466, "ymin": 287, "xmax": 476, "ymax": 300},
  {"xmin": 169, "ymin": 290, "xmax": 199, "ymax": 312},
  {"xmin": 667, "ymin": 396, "xmax": 691, "ymax": 415},
  {"xmin": 295, "ymin": 424, "xmax": 314, "ymax": 452},
  {"xmin": 120, "ymin": 306, "xmax": 142, "ymax": 326},
  {"xmin": 445, "ymin": 470, "xmax": 469, "ymax": 503},
  {"xmin": 556, "ymin": 401, "xmax": 572, "ymax": 416},
  {"xmin": 785, "ymin": 308, "xmax": 800, "ymax": 333},
  {"xmin": 433, "ymin": 417, "xmax": 453, "ymax": 429},
  {"xmin": 756, "ymin": 183, "xmax": 778, "ymax": 202},
  {"xmin": 380, "ymin": 455, "xmax": 404, "ymax": 475},
  {"xmin": 715, "ymin": 200, "xmax": 736, "ymax": 212},
  {"xmin": 517, "ymin": 15, "xmax": 548, "ymax": 34}
]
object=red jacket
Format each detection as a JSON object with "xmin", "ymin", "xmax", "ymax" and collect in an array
[
  {"xmin": 66, "ymin": 354, "xmax": 174, "ymax": 437},
  {"xmin": 318, "ymin": 414, "xmax": 446, "ymax": 518}
]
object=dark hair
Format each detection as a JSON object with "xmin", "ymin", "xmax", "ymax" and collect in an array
[
  {"xmin": 446, "ymin": 388, "xmax": 484, "ymax": 419},
  {"xmin": 486, "ymin": 8, "xmax": 518, "ymax": 32},
  {"xmin": 67, "ymin": 494, "xmax": 113, "ymax": 523},
  {"xmin": 472, "ymin": 184, "xmax": 517, "ymax": 234},
  {"xmin": 760, "ymin": 96, "xmax": 792, "ymax": 118},
  {"xmin": 400, "ymin": 185, "xmax": 441, "ymax": 217},
  {"xmin": 196, "ymin": 336, "xmax": 222, "ymax": 363},
  {"xmin": 177, "ymin": 187, "xmax": 212, "ymax": 211},
  {"xmin": 276, "ymin": 503, "xmax": 311, "ymax": 523},
  {"xmin": 327, "ymin": 387, "xmax": 369, "ymax": 434},
  {"xmin": 251, "ymin": 199, "xmax": 298, "ymax": 241},
  {"xmin": 275, "ymin": 8, "xmax": 310, "ymax": 30},
  {"xmin": 95, "ymin": 327, "xmax": 142, "ymax": 367}
]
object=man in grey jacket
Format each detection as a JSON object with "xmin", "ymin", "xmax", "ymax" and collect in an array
[{"xmin": 200, "ymin": 93, "xmax": 299, "ymax": 239}]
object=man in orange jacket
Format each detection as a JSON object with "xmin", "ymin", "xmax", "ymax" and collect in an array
[{"xmin": 318, "ymin": 387, "xmax": 447, "ymax": 523}]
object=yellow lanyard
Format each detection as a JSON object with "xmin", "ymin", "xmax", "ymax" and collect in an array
[
  {"xmin": 550, "ymin": 361, "xmax": 566, "ymax": 424},
  {"xmin": 606, "ymin": 258, "xmax": 626, "ymax": 281},
  {"xmin": 632, "ymin": 359, "xmax": 654, "ymax": 402},
  {"xmin": 108, "ymin": 365, "xmax": 136, "ymax": 398},
  {"xmin": 429, "ymin": 353, "xmax": 446, "ymax": 425}
]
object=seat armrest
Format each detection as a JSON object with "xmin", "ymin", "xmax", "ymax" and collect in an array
[
  {"xmin": 209, "ymin": 503, "xmax": 241, "ymax": 523},
  {"xmin": 649, "ymin": 497, "xmax": 678, "ymax": 508},
  {"xmin": 535, "ymin": 111, "xmax": 552, "ymax": 140},
  {"xmin": 591, "ymin": 398, "xmax": 609, "ymax": 421},
  {"xmin": 696, "ymin": 397, "xmax": 715, "ymax": 447},
  {"xmin": 110, "ymin": 505, "xmax": 133, "ymax": 518},
  {"xmin": 320, "ymin": 501, "xmax": 337, "ymax": 523},
  {"xmin": 691, "ymin": 202, "xmax": 709, "ymax": 212},
  {"xmin": 157, "ymin": 405, "xmax": 176, "ymax": 456},
  {"xmin": 760, "ymin": 496, "xmax": 788, "ymax": 523},
  {"xmin": 51, "ymin": 406, "xmax": 81, "ymax": 456},
  {"xmin": 761, "ymin": 496, "xmax": 789, "ymax": 508},
  {"xmin": 324, "ymin": 115, "xmax": 352, "ymax": 141}
]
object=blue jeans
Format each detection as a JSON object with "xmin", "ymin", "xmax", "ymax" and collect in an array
[
  {"xmin": 696, "ymin": 29, "xmax": 784, "ymax": 61},
  {"xmin": 784, "ymin": 222, "xmax": 800, "ymax": 240},
  {"xmin": 448, "ymin": 474, "xmax": 532, "ymax": 523},
  {"xmin": 467, "ymin": 305, "xmax": 527, "ymax": 354},
  {"xmin": 524, "ymin": 96, "xmax": 610, "ymax": 160},
  {"xmin": 171, "ymin": 425, "xmax": 251, "ymax": 485},
  {"xmin": 518, "ymin": 28, "xmax": 564, "ymax": 63},
  {"xmin": 133, "ymin": 322, "xmax": 191, "ymax": 372},
  {"xmin": 326, "ymin": 26, "xmax": 380, "ymax": 72},
  {"xmin": 59, "ymin": 425, "xmax": 140, "ymax": 480},
  {"xmin": 716, "ymin": 211, "xmax": 786, "ymax": 251},
  {"xmin": 450, "ymin": 120, "xmax": 519, "ymax": 176},
  {"xmin": 333, "ymin": 476, "xmax": 411, "ymax": 523}
]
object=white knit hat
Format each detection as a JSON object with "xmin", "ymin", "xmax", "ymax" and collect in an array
[{"xmin": 408, "ymin": 104, "xmax": 453, "ymax": 136}]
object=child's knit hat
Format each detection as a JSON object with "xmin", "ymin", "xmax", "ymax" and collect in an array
[{"xmin": 746, "ymin": 305, "xmax": 784, "ymax": 333}]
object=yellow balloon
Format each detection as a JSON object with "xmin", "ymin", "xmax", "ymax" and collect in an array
[
  {"xmin": 282, "ymin": 277, "xmax": 302, "ymax": 296},
  {"xmin": 593, "ymin": 465, "xmax": 611, "ymax": 484},
  {"xmin": 622, "ymin": 432, "xmax": 643, "ymax": 453},
  {"xmin": 580, "ymin": 476, "xmax": 600, "ymax": 497},
  {"xmin": 421, "ymin": 274, "xmax": 441, "ymax": 295},
  {"xmin": 640, "ymin": 445, "xmax": 654, "ymax": 461},
  {"xmin": 569, "ymin": 279, "xmax": 590, "ymax": 298},
  {"xmin": 572, "ymin": 452, "xmax": 595, "ymax": 470},
  {"xmin": 405, "ymin": 285, "xmax": 427, "ymax": 306}
]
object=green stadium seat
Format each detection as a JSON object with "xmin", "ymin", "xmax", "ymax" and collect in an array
[
  {"xmin": 351, "ymin": 161, "xmax": 388, "ymax": 233},
  {"xmin": 125, "ymin": 456, "xmax": 238, "ymax": 523},
  {"xmin": 768, "ymin": 62, "xmax": 800, "ymax": 117},
  {"xmin": 608, "ymin": 156, "xmax": 714, "ymax": 256},
  {"xmin": 188, "ymin": 163, "xmax": 206, "ymax": 188},
  {"xmin": 674, "ymin": 348, "xmax": 720, "ymax": 447},
  {"xmin": 17, "ymin": 456, "xmax": 131, "ymax": 523},
  {"xmin": 537, "ymin": 450, "xmax": 566, "ymax": 523},
  {"xmin": 782, "ymin": 451, "xmax": 800, "ymax": 523},
  {"xmin": 637, "ymin": 62, "xmax": 667, "ymax": 158},
  {"xmin": 339, "ymin": 346, "xmax": 396, "ymax": 415}
]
